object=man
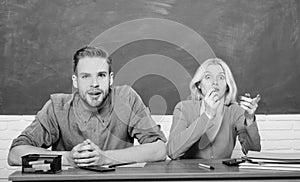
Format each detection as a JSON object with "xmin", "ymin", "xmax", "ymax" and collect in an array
[{"xmin": 8, "ymin": 46, "xmax": 166, "ymax": 167}]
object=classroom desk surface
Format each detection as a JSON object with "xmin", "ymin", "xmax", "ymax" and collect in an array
[{"xmin": 9, "ymin": 159, "xmax": 300, "ymax": 182}]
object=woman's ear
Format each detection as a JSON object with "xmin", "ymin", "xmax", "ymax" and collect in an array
[
  {"xmin": 195, "ymin": 82, "xmax": 201, "ymax": 90},
  {"xmin": 198, "ymin": 87, "xmax": 202, "ymax": 94},
  {"xmin": 197, "ymin": 85, "xmax": 203, "ymax": 100}
]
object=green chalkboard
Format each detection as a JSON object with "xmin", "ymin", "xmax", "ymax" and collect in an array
[{"xmin": 0, "ymin": 0, "xmax": 299, "ymax": 114}]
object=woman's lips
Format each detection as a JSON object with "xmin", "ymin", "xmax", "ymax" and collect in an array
[{"xmin": 213, "ymin": 88, "xmax": 220, "ymax": 92}]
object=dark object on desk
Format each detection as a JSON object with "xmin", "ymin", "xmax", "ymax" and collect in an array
[
  {"xmin": 222, "ymin": 158, "xmax": 245, "ymax": 166},
  {"xmin": 108, "ymin": 162, "xmax": 136, "ymax": 168},
  {"xmin": 80, "ymin": 166, "xmax": 116, "ymax": 172},
  {"xmin": 22, "ymin": 154, "xmax": 61, "ymax": 174}
]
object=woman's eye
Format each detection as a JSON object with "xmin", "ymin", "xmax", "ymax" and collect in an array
[
  {"xmin": 218, "ymin": 75, "xmax": 225, "ymax": 80},
  {"xmin": 205, "ymin": 75, "xmax": 211, "ymax": 79}
]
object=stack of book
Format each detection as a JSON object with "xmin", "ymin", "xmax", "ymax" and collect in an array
[{"xmin": 239, "ymin": 151, "xmax": 300, "ymax": 171}]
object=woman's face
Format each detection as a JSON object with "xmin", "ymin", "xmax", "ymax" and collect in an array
[{"xmin": 199, "ymin": 64, "xmax": 227, "ymax": 99}]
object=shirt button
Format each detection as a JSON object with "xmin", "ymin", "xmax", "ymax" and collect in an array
[{"xmin": 93, "ymin": 129, "xmax": 96, "ymax": 132}]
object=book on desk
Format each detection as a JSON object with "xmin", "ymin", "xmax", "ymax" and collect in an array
[{"xmin": 239, "ymin": 151, "xmax": 300, "ymax": 171}]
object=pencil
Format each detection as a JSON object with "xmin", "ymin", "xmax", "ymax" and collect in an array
[{"xmin": 198, "ymin": 163, "xmax": 215, "ymax": 170}]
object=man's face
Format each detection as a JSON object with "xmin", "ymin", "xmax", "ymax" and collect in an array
[{"xmin": 72, "ymin": 57, "xmax": 113, "ymax": 109}]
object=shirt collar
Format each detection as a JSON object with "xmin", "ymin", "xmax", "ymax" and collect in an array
[{"xmin": 98, "ymin": 88, "xmax": 113, "ymax": 117}]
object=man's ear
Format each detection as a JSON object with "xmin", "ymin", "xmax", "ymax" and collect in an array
[
  {"xmin": 72, "ymin": 75, "xmax": 78, "ymax": 89},
  {"xmin": 109, "ymin": 72, "xmax": 114, "ymax": 87}
]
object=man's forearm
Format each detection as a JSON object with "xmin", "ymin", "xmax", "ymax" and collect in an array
[
  {"xmin": 103, "ymin": 140, "xmax": 166, "ymax": 165},
  {"xmin": 8, "ymin": 145, "xmax": 71, "ymax": 166}
]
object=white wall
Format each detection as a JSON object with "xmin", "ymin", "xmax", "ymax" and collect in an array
[{"xmin": 1, "ymin": 114, "xmax": 300, "ymax": 181}]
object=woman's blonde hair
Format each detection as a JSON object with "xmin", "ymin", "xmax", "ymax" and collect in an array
[{"xmin": 189, "ymin": 58, "xmax": 237, "ymax": 105}]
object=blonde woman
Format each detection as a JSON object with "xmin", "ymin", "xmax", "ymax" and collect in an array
[{"xmin": 167, "ymin": 58, "xmax": 261, "ymax": 159}]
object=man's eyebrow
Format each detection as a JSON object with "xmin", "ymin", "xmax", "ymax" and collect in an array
[
  {"xmin": 79, "ymin": 72, "xmax": 90, "ymax": 75},
  {"xmin": 97, "ymin": 71, "xmax": 108, "ymax": 74}
]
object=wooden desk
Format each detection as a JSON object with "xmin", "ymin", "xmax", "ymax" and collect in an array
[{"xmin": 9, "ymin": 159, "xmax": 300, "ymax": 182}]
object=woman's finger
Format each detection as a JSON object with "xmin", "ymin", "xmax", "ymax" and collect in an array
[
  {"xmin": 253, "ymin": 94, "xmax": 261, "ymax": 104},
  {"xmin": 204, "ymin": 88, "xmax": 216, "ymax": 100},
  {"xmin": 240, "ymin": 96, "xmax": 252, "ymax": 103},
  {"xmin": 240, "ymin": 104, "xmax": 254, "ymax": 115},
  {"xmin": 240, "ymin": 101, "xmax": 252, "ymax": 108}
]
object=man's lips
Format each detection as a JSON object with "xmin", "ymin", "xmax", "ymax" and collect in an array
[{"xmin": 87, "ymin": 90, "xmax": 102, "ymax": 95}]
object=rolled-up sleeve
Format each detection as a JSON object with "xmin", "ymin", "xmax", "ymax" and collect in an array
[
  {"xmin": 235, "ymin": 109, "xmax": 261, "ymax": 153},
  {"xmin": 167, "ymin": 102, "xmax": 210, "ymax": 159},
  {"xmin": 126, "ymin": 87, "xmax": 167, "ymax": 144},
  {"xmin": 10, "ymin": 100, "xmax": 60, "ymax": 149}
]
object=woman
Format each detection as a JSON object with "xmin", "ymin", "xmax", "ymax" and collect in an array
[{"xmin": 167, "ymin": 58, "xmax": 261, "ymax": 159}]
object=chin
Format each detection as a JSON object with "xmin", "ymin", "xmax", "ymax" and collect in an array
[
  {"xmin": 86, "ymin": 98, "xmax": 103, "ymax": 108},
  {"xmin": 91, "ymin": 101, "xmax": 103, "ymax": 108}
]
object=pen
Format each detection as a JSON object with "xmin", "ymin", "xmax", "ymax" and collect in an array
[
  {"xmin": 108, "ymin": 162, "xmax": 136, "ymax": 168},
  {"xmin": 198, "ymin": 163, "xmax": 215, "ymax": 170}
]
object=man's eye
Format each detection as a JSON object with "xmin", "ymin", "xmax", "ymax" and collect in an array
[
  {"xmin": 99, "ymin": 73, "xmax": 106, "ymax": 78},
  {"xmin": 81, "ymin": 75, "xmax": 88, "ymax": 79}
]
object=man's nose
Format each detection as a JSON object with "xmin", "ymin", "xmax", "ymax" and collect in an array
[{"xmin": 91, "ymin": 77, "xmax": 99, "ymax": 87}]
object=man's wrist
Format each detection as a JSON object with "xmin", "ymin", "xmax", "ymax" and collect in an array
[
  {"xmin": 61, "ymin": 151, "xmax": 72, "ymax": 166},
  {"xmin": 102, "ymin": 150, "xmax": 114, "ymax": 165}
]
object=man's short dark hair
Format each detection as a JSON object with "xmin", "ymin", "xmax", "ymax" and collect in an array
[{"xmin": 73, "ymin": 46, "xmax": 112, "ymax": 74}]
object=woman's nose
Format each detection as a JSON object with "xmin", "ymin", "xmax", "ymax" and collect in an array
[{"xmin": 212, "ymin": 79, "xmax": 218, "ymax": 85}]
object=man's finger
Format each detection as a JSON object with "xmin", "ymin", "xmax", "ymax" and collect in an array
[
  {"xmin": 75, "ymin": 157, "xmax": 96, "ymax": 166},
  {"xmin": 78, "ymin": 144, "xmax": 93, "ymax": 152},
  {"xmin": 73, "ymin": 142, "xmax": 87, "ymax": 152},
  {"xmin": 76, "ymin": 150, "xmax": 95, "ymax": 159}
]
